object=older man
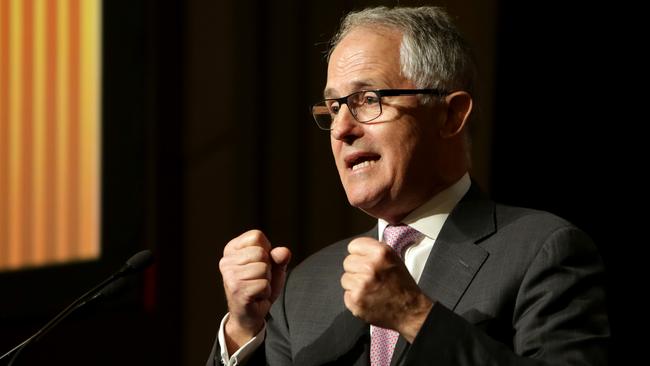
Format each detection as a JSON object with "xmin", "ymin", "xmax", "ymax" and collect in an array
[{"xmin": 208, "ymin": 6, "xmax": 609, "ymax": 366}]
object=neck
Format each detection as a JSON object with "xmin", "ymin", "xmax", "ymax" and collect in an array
[{"xmin": 371, "ymin": 171, "xmax": 468, "ymax": 224}]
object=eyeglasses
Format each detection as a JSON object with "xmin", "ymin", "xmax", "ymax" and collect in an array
[{"xmin": 310, "ymin": 88, "xmax": 447, "ymax": 130}]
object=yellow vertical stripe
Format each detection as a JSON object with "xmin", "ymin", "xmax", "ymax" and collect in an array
[
  {"xmin": 55, "ymin": 0, "xmax": 69, "ymax": 262},
  {"xmin": 21, "ymin": 0, "xmax": 35, "ymax": 266},
  {"xmin": 0, "ymin": 0, "xmax": 101, "ymax": 271},
  {"xmin": 0, "ymin": 0, "xmax": 9, "ymax": 269},
  {"xmin": 80, "ymin": 0, "xmax": 100, "ymax": 258},
  {"xmin": 32, "ymin": 0, "xmax": 46, "ymax": 265},
  {"xmin": 8, "ymin": 0, "xmax": 23, "ymax": 268},
  {"xmin": 68, "ymin": 0, "xmax": 79, "ymax": 258}
]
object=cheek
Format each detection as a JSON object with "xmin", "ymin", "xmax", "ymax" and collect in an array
[
  {"xmin": 330, "ymin": 138, "xmax": 339, "ymax": 158},
  {"xmin": 330, "ymin": 140, "xmax": 348, "ymax": 173},
  {"xmin": 387, "ymin": 132, "xmax": 418, "ymax": 167}
]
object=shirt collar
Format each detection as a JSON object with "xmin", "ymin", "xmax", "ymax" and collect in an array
[{"xmin": 378, "ymin": 173, "xmax": 471, "ymax": 241}]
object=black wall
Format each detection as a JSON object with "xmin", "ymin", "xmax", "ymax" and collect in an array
[{"xmin": 493, "ymin": 1, "xmax": 639, "ymax": 362}]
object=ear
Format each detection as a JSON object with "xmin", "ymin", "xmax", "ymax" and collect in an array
[{"xmin": 440, "ymin": 91, "xmax": 473, "ymax": 138}]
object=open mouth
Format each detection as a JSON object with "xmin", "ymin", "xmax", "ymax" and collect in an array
[{"xmin": 345, "ymin": 152, "xmax": 381, "ymax": 171}]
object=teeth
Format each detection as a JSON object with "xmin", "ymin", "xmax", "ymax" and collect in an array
[{"xmin": 352, "ymin": 160, "xmax": 376, "ymax": 171}]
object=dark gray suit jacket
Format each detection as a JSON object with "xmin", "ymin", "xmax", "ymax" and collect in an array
[{"xmin": 208, "ymin": 187, "xmax": 609, "ymax": 365}]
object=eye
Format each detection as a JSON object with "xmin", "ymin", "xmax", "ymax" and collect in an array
[
  {"xmin": 327, "ymin": 101, "xmax": 340, "ymax": 114},
  {"xmin": 363, "ymin": 93, "xmax": 379, "ymax": 105}
]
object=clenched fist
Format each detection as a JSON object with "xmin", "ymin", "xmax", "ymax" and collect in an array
[
  {"xmin": 341, "ymin": 237, "xmax": 434, "ymax": 343},
  {"xmin": 219, "ymin": 230, "xmax": 291, "ymax": 352}
]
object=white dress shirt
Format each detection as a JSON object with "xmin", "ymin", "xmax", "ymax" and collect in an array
[{"xmin": 218, "ymin": 173, "xmax": 471, "ymax": 365}]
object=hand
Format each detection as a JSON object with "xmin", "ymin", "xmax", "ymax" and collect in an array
[
  {"xmin": 341, "ymin": 237, "xmax": 434, "ymax": 343},
  {"xmin": 219, "ymin": 230, "xmax": 291, "ymax": 351}
]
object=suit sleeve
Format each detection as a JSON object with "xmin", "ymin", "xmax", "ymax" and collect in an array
[
  {"xmin": 264, "ymin": 269, "xmax": 294, "ymax": 365},
  {"xmin": 205, "ymin": 314, "xmax": 267, "ymax": 366},
  {"xmin": 404, "ymin": 226, "xmax": 609, "ymax": 365},
  {"xmin": 206, "ymin": 271, "xmax": 294, "ymax": 366},
  {"xmin": 206, "ymin": 338, "xmax": 267, "ymax": 366}
]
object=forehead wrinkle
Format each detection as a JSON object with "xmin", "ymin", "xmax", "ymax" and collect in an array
[
  {"xmin": 324, "ymin": 80, "xmax": 376, "ymax": 99},
  {"xmin": 326, "ymin": 54, "xmax": 396, "ymax": 98}
]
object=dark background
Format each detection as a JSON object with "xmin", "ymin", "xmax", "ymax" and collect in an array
[{"xmin": 1, "ymin": 0, "xmax": 637, "ymax": 364}]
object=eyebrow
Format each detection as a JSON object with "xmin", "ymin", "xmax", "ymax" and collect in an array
[{"xmin": 323, "ymin": 80, "xmax": 377, "ymax": 99}]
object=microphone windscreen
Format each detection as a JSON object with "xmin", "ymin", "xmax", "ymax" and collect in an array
[{"xmin": 125, "ymin": 250, "xmax": 154, "ymax": 272}]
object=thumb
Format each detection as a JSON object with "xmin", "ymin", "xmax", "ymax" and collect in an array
[{"xmin": 269, "ymin": 247, "xmax": 292, "ymax": 303}]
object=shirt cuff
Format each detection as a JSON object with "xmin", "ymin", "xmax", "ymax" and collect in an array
[{"xmin": 218, "ymin": 313, "xmax": 266, "ymax": 366}]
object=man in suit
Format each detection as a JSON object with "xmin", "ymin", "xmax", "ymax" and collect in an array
[{"xmin": 208, "ymin": 6, "xmax": 609, "ymax": 366}]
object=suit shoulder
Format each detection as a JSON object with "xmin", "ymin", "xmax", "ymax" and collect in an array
[
  {"xmin": 494, "ymin": 203, "xmax": 583, "ymax": 236},
  {"xmin": 487, "ymin": 203, "xmax": 598, "ymax": 263}
]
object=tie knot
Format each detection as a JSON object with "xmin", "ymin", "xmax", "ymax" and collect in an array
[{"xmin": 382, "ymin": 224, "xmax": 422, "ymax": 258}]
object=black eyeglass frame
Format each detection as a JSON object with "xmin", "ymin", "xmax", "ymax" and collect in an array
[{"xmin": 310, "ymin": 88, "xmax": 448, "ymax": 130}]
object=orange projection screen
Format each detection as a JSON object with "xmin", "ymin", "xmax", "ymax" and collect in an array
[{"xmin": 0, "ymin": 0, "xmax": 101, "ymax": 271}]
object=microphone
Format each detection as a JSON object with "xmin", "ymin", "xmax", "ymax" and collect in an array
[
  {"xmin": 116, "ymin": 249, "xmax": 154, "ymax": 277},
  {"xmin": 0, "ymin": 250, "xmax": 154, "ymax": 365},
  {"xmin": 86, "ymin": 276, "xmax": 129, "ymax": 303}
]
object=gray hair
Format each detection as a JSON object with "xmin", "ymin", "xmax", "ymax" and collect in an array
[{"xmin": 328, "ymin": 6, "xmax": 476, "ymax": 98}]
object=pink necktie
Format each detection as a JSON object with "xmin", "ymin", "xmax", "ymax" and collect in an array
[{"xmin": 370, "ymin": 224, "xmax": 423, "ymax": 366}]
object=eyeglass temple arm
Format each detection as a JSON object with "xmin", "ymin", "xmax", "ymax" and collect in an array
[{"xmin": 376, "ymin": 88, "xmax": 446, "ymax": 97}]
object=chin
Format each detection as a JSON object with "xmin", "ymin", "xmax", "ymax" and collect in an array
[
  {"xmin": 346, "ymin": 193, "xmax": 372, "ymax": 209},
  {"xmin": 345, "ymin": 191, "xmax": 383, "ymax": 214}
]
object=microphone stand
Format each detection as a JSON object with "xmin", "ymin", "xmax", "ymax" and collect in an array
[{"xmin": 0, "ymin": 250, "xmax": 152, "ymax": 365}]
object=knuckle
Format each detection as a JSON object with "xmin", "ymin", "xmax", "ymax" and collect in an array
[
  {"xmin": 342, "ymin": 256, "xmax": 352, "ymax": 270},
  {"xmin": 340, "ymin": 273, "xmax": 350, "ymax": 288},
  {"xmin": 223, "ymin": 277, "xmax": 239, "ymax": 294},
  {"xmin": 224, "ymin": 235, "xmax": 244, "ymax": 254},
  {"xmin": 373, "ymin": 247, "xmax": 394, "ymax": 265},
  {"xmin": 358, "ymin": 276, "xmax": 372, "ymax": 292},
  {"xmin": 377, "ymin": 244, "xmax": 392, "ymax": 258},
  {"xmin": 343, "ymin": 291, "xmax": 351, "ymax": 304},
  {"xmin": 358, "ymin": 273, "xmax": 379, "ymax": 292},
  {"xmin": 252, "ymin": 246, "xmax": 269, "ymax": 262},
  {"xmin": 219, "ymin": 254, "xmax": 236, "ymax": 269},
  {"xmin": 221, "ymin": 266, "xmax": 235, "ymax": 281},
  {"xmin": 223, "ymin": 243, "xmax": 233, "ymax": 256},
  {"xmin": 362, "ymin": 262, "xmax": 377, "ymax": 275},
  {"xmin": 248, "ymin": 229, "xmax": 264, "ymax": 238},
  {"xmin": 254, "ymin": 262, "xmax": 271, "ymax": 278},
  {"xmin": 344, "ymin": 291, "xmax": 364, "ymax": 317},
  {"xmin": 348, "ymin": 289, "xmax": 363, "ymax": 305},
  {"xmin": 246, "ymin": 229, "xmax": 267, "ymax": 244}
]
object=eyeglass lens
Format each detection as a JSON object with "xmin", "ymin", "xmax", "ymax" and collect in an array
[{"xmin": 312, "ymin": 91, "xmax": 382, "ymax": 129}]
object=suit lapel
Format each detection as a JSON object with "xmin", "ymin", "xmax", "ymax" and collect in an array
[
  {"xmin": 391, "ymin": 185, "xmax": 495, "ymax": 365},
  {"xmin": 418, "ymin": 187, "xmax": 493, "ymax": 310}
]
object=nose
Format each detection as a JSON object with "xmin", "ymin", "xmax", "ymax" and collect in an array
[{"xmin": 330, "ymin": 105, "xmax": 363, "ymax": 143}]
